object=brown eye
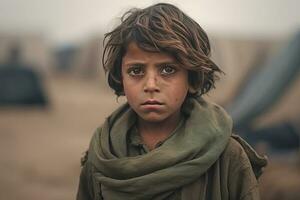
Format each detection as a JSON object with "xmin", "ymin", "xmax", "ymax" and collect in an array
[
  {"xmin": 128, "ymin": 66, "xmax": 144, "ymax": 76},
  {"xmin": 161, "ymin": 65, "xmax": 176, "ymax": 75}
]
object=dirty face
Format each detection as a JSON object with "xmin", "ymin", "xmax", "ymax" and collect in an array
[{"xmin": 121, "ymin": 42, "xmax": 189, "ymax": 123}]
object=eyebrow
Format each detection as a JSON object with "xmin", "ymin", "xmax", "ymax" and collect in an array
[{"xmin": 123, "ymin": 61, "xmax": 178, "ymax": 67}]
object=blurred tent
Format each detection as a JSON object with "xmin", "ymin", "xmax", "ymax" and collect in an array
[
  {"xmin": 209, "ymin": 35, "xmax": 281, "ymax": 105},
  {"xmin": 54, "ymin": 45, "xmax": 79, "ymax": 72},
  {"xmin": 226, "ymin": 31, "xmax": 300, "ymax": 128},
  {"xmin": 0, "ymin": 44, "xmax": 48, "ymax": 106},
  {"xmin": 53, "ymin": 34, "xmax": 107, "ymax": 84},
  {"xmin": 243, "ymin": 123, "xmax": 300, "ymax": 153},
  {"xmin": 0, "ymin": 33, "xmax": 53, "ymax": 75},
  {"xmin": 224, "ymin": 31, "xmax": 300, "ymax": 152},
  {"xmin": 72, "ymin": 35, "xmax": 105, "ymax": 79}
]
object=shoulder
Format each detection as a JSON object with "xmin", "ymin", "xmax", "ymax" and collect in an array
[
  {"xmin": 208, "ymin": 136, "xmax": 256, "ymax": 182},
  {"xmin": 220, "ymin": 136, "xmax": 252, "ymax": 173},
  {"xmin": 220, "ymin": 135, "xmax": 268, "ymax": 179},
  {"xmin": 218, "ymin": 136, "xmax": 264, "ymax": 199},
  {"xmin": 205, "ymin": 136, "xmax": 263, "ymax": 199},
  {"xmin": 78, "ymin": 126, "xmax": 103, "ymax": 169}
]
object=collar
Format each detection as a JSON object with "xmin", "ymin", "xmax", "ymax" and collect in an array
[{"xmin": 129, "ymin": 114, "xmax": 185, "ymax": 152}]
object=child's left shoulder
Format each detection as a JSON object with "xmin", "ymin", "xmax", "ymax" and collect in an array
[{"xmin": 221, "ymin": 134, "xmax": 268, "ymax": 179}]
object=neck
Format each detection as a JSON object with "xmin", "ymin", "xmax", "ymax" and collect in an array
[{"xmin": 137, "ymin": 111, "xmax": 181, "ymax": 150}]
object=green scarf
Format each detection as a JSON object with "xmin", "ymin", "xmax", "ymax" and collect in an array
[{"xmin": 88, "ymin": 97, "xmax": 232, "ymax": 200}]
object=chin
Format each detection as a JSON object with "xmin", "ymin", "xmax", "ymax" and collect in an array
[{"xmin": 139, "ymin": 113, "xmax": 168, "ymax": 123}]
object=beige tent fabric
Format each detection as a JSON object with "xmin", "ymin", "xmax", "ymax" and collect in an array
[
  {"xmin": 208, "ymin": 36, "xmax": 282, "ymax": 105},
  {"xmin": 208, "ymin": 35, "xmax": 300, "ymax": 129}
]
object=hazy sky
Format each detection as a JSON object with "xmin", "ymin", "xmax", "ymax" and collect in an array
[{"xmin": 1, "ymin": 0, "xmax": 300, "ymax": 44}]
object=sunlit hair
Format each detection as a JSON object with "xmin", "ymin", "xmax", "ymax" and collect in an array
[{"xmin": 102, "ymin": 3, "xmax": 222, "ymax": 96}]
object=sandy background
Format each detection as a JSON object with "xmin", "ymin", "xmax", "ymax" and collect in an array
[{"xmin": 0, "ymin": 75, "xmax": 126, "ymax": 200}]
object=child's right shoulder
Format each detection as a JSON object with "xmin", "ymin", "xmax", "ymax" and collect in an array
[{"xmin": 80, "ymin": 126, "xmax": 104, "ymax": 166}]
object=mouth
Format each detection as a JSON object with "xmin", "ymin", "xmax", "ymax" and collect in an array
[{"xmin": 141, "ymin": 99, "xmax": 163, "ymax": 106}]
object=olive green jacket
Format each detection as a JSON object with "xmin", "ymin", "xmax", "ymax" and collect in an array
[{"xmin": 77, "ymin": 135, "xmax": 266, "ymax": 200}]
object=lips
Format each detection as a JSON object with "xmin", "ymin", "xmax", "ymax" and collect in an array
[{"xmin": 141, "ymin": 99, "xmax": 163, "ymax": 105}]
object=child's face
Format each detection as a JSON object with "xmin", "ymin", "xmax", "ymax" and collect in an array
[{"xmin": 121, "ymin": 42, "xmax": 189, "ymax": 123}]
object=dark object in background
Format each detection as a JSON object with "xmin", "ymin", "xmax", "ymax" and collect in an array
[
  {"xmin": 0, "ymin": 45, "xmax": 48, "ymax": 106},
  {"xmin": 55, "ymin": 45, "xmax": 78, "ymax": 72},
  {"xmin": 239, "ymin": 123, "xmax": 300, "ymax": 153}
]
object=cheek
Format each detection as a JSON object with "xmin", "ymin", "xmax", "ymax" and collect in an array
[
  {"xmin": 173, "ymin": 78, "xmax": 189, "ymax": 96},
  {"xmin": 123, "ymin": 83, "xmax": 133, "ymax": 98},
  {"xmin": 123, "ymin": 81, "xmax": 139, "ymax": 103},
  {"xmin": 168, "ymin": 84, "xmax": 188, "ymax": 105},
  {"xmin": 122, "ymin": 75, "xmax": 132, "ymax": 91}
]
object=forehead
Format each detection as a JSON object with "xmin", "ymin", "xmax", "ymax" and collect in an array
[{"xmin": 123, "ymin": 42, "xmax": 176, "ymax": 63}]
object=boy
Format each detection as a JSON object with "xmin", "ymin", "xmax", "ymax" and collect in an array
[{"xmin": 77, "ymin": 3, "xmax": 267, "ymax": 200}]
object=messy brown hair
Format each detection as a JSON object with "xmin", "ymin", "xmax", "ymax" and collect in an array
[{"xmin": 102, "ymin": 3, "xmax": 222, "ymax": 96}]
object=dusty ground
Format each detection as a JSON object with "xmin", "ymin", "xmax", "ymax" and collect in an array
[{"xmin": 0, "ymin": 75, "xmax": 125, "ymax": 200}]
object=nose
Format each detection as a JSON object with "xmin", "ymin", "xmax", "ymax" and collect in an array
[{"xmin": 143, "ymin": 73, "xmax": 160, "ymax": 93}]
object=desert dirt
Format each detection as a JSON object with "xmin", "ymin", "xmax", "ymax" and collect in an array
[{"xmin": 0, "ymin": 75, "xmax": 124, "ymax": 200}]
